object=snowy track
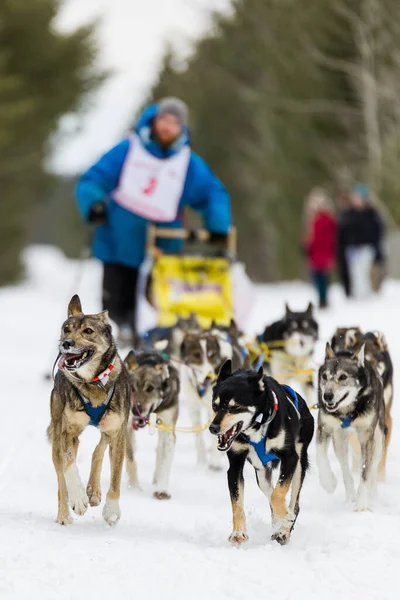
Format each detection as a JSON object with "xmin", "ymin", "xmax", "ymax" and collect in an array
[{"xmin": 1, "ymin": 247, "xmax": 399, "ymax": 600}]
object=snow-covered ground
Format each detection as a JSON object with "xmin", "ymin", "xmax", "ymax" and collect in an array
[{"xmin": 1, "ymin": 247, "xmax": 399, "ymax": 600}]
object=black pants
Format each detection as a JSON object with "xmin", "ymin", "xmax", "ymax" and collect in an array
[
  {"xmin": 338, "ymin": 252, "xmax": 351, "ymax": 297},
  {"xmin": 102, "ymin": 263, "xmax": 139, "ymax": 331}
]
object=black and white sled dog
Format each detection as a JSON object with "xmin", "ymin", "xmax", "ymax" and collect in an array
[
  {"xmin": 207, "ymin": 319, "xmax": 250, "ymax": 371},
  {"xmin": 259, "ymin": 303, "xmax": 318, "ymax": 405},
  {"xmin": 317, "ymin": 344, "xmax": 386, "ymax": 510},
  {"xmin": 179, "ymin": 324, "xmax": 246, "ymax": 470},
  {"xmin": 124, "ymin": 350, "xmax": 180, "ymax": 499},
  {"xmin": 209, "ymin": 360, "xmax": 314, "ymax": 546}
]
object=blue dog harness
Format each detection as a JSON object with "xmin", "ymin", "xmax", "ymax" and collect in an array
[
  {"xmin": 77, "ymin": 383, "xmax": 116, "ymax": 427},
  {"xmin": 282, "ymin": 385, "xmax": 299, "ymax": 411},
  {"xmin": 248, "ymin": 438, "xmax": 279, "ymax": 465},
  {"xmin": 340, "ymin": 416, "xmax": 352, "ymax": 429},
  {"xmin": 248, "ymin": 385, "xmax": 300, "ymax": 465}
]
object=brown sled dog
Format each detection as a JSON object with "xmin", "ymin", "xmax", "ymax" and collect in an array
[
  {"xmin": 124, "ymin": 350, "xmax": 180, "ymax": 499},
  {"xmin": 48, "ymin": 295, "xmax": 130, "ymax": 526}
]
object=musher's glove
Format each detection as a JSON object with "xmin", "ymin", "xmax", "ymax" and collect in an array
[
  {"xmin": 208, "ymin": 231, "xmax": 230, "ymax": 258},
  {"xmin": 88, "ymin": 201, "xmax": 107, "ymax": 225}
]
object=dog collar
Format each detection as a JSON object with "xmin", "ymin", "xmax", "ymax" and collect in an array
[
  {"xmin": 93, "ymin": 362, "xmax": 115, "ymax": 386},
  {"xmin": 255, "ymin": 390, "xmax": 279, "ymax": 424}
]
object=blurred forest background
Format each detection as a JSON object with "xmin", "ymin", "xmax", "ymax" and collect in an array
[{"xmin": 3, "ymin": 0, "xmax": 400, "ymax": 284}]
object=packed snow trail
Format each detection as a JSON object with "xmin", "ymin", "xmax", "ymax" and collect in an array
[{"xmin": 1, "ymin": 247, "xmax": 399, "ymax": 600}]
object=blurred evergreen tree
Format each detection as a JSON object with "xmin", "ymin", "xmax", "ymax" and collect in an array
[
  {"xmin": 148, "ymin": 0, "xmax": 367, "ymax": 280},
  {"xmin": 0, "ymin": 0, "xmax": 102, "ymax": 284}
]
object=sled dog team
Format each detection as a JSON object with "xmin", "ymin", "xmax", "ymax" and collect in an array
[{"xmin": 48, "ymin": 296, "xmax": 393, "ymax": 546}]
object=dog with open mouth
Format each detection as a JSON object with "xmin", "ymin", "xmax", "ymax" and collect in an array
[
  {"xmin": 47, "ymin": 295, "xmax": 130, "ymax": 526},
  {"xmin": 317, "ymin": 343, "xmax": 386, "ymax": 510},
  {"xmin": 124, "ymin": 350, "xmax": 180, "ymax": 499},
  {"xmin": 209, "ymin": 360, "xmax": 314, "ymax": 546},
  {"xmin": 329, "ymin": 328, "xmax": 393, "ymax": 480}
]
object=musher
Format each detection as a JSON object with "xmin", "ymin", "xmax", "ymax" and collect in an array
[{"xmin": 76, "ymin": 97, "xmax": 231, "ymax": 344}]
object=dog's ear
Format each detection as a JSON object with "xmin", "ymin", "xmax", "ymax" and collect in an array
[
  {"xmin": 375, "ymin": 331, "xmax": 387, "ymax": 351},
  {"xmin": 325, "ymin": 343, "xmax": 336, "ymax": 360},
  {"xmin": 256, "ymin": 366, "xmax": 265, "ymax": 391},
  {"xmin": 218, "ymin": 359, "xmax": 232, "ymax": 381},
  {"xmin": 125, "ymin": 351, "xmax": 138, "ymax": 370},
  {"xmin": 285, "ymin": 303, "xmax": 292, "ymax": 317},
  {"xmin": 95, "ymin": 310, "xmax": 109, "ymax": 324},
  {"xmin": 353, "ymin": 343, "xmax": 365, "ymax": 367},
  {"xmin": 156, "ymin": 363, "xmax": 170, "ymax": 381},
  {"xmin": 68, "ymin": 294, "xmax": 83, "ymax": 317},
  {"xmin": 229, "ymin": 319, "xmax": 239, "ymax": 335},
  {"xmin": 210, "ymin": 319, "xmax": 217, "ymax": 330},
  {"xmin": 306, "ymin": 302, "xmax": 314, "ymax": 316}
]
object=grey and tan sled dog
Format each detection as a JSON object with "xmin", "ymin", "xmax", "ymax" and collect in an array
[
  {"xmin": 209, "ymin": 360, "xmax": 314, "ymax": 546},
  {"xmin": 48, "ymin": 295, "xmax": 130, "ymax": 525},
  {"xmin": 124, "ymin": 350, "xmax": 180, "ymax": 499},
  {"xmin": 317, "ymin": 344, "xmax": 386, "ymax": 510},
  {"xmin": 330, "ymin": 327, "xmax": 393, "ymax": 480}
]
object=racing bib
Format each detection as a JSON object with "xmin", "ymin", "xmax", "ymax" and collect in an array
[{"xmin": 114, "ymin": 134, "xmax": 190, "ymax": 222}]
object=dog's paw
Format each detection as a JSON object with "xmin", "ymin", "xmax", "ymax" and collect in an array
[
  {"xmin": 102, "ymin": 498, "xmax": 121, "ymax": 526},
  {"xmin": 153, "ymin": 491, "xmax": 171, "ymax": 500},
  {"xmin": 127, "ymin": 480, "xmax": 141, "ymax": 491},
  {"xmin": 228, "ymin": 530, "xmax": 248, "ymax": 545},
  {"xmin": 271, "ymin": 512, "xmax": 294, "ymax": 545},
  {"xmin": 69, "ymin": 486, "xmax": 89, "ymax": 516},
  {"xmin": 56, "ymin": 512, "xmax": 72, "ymax": 526},
  {"xmin": 319, "ymin": 469, "xmax": 337, "ymax": 494},
  {"xmin": 355, "ymin": 485, "xmax": 371, "ymax": 512},
  {"xmin": 271, "ymin": 530, "xmax": 291, "ymax": 546},
  {"xmin": 86, "ymin": 484, "xmax": 101, "ymax": 507}
]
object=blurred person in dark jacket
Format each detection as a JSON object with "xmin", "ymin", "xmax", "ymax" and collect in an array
[
  {"xmin": 336, "ymin": 194, "xmax": 353, "ymax": 297},
  {"xmin": 345, "ymin": 183, "xmax": 385, "ymax": 297},
  {"xmin": 303, "ymin": 188, "xmax": 337, "ymax": 309}
]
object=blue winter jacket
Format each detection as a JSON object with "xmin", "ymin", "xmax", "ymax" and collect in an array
[{"xmin": 76, "ymin": 104, "xmax": 231, "ymax": 268}]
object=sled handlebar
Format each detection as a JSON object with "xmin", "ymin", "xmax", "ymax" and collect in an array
[{"xmin": 147, "ymin": 226, "xmax": 237, "ymax": 257}]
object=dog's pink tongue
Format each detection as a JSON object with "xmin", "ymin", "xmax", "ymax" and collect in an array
[{"xmin": 58, "ymin": 355, "xmax": 66, "ymax": 370}]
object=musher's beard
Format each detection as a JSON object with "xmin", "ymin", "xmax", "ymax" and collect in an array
[
  {"xmin": 152, "ymin": 116, "xmax": 181, "ymax": 147},
  {"xmin": 155, "ymin": 130, "xmax": 179, "ymax": 147}
]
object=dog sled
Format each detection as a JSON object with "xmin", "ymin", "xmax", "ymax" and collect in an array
[{"xmin": 145, "ymin": 225, "xmax": 239, "ymax": 329}]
